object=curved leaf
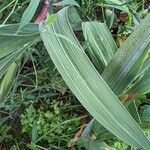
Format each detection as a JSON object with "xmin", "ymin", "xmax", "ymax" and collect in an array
[{"xmin": 40, "ymin": 6, "xmax": 150, "ymax": 149}]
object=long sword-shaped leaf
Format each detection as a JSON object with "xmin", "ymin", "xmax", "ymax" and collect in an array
[
  {"xmin": 0, "ymin": 62, "xmax": 18, "ymax": 101},
  {"xmin": 126, "ymin": 69, "xmax": 150, "ymax": 96},
  {"xmin": 0, "ymin": 24, "xmax": 39, "ymax": 58},
  {"xmin": 19, "ymin": 0, "xmax": 40, "ymax": 29},
  {"xmin": 82, "ymin": 22, "xmax": 117, "ymax": 73},
  {"xmin": 0, "ymin": 38, "xmax": 40, "ymax": 78},
  {"xmin": 40, "ymin": 6, "xmax": 150, "ymax": 149},
  {"xmin": 102, "ymin": 13, "xmax": 150, "ymax": 95}
]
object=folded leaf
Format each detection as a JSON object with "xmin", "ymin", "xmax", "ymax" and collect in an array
[{"xmin": 82, "ymin": 22, "xmax": 117, "ymax": 73}]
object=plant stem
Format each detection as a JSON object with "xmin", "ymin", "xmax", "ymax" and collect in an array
[{"xmin": 34, "ymin": 0, "xmax": 50, "ymax": 23}]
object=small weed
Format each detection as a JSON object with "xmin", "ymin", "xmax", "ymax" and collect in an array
[{"xmin": 20, "ymin": 100, "xmax": 83, "ymax": 148}]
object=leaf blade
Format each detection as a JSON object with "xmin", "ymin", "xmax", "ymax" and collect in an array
[
  {"xmin": 20, "ymin": 0, "xmax": 40, "ymax": 28},
  {"xmin": 102, "ymin": 13, "xmax": 150, "ymax": 95},
  {"xmin": 82, "ymin": 22, "xmax": 117, "ymax": 73},
  {"xmin": 0, "ymin": 24, "xmax": 40, "ymax": 59},
  {"xmin": 0, "ymin": 62, "xmax": 18, "ymax": 101},
  {"xmin": 40, "ymin": 6, "xmax": 150, "ymax": 149},
  {"xmin": 53, "ymin": 0, "xmax": 80, "ymax": 7}
]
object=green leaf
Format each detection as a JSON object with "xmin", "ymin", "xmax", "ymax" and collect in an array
[
  {"xmin": 32, "ymin": 122, "xmax": 38, "ymax": 143},
  {"xmin": 0, "ymin": 116, "xmax": 9, "ymax": 126},
  {"xmin": 19, "ymin": 0, "xmax": 40, "ymax": 28},
  {"xmin": 82, "ymin": 22, "xmax": 117, "ymax": 73},
  {"xmin": 105, "ymin": 9, "xmax": 116, "ymax": 29},
  {"xmin": 81, "ymin": 119, "xmax": 94, "ymax": 137},
  {"xmin": 121, "ymin": 47, "xmax": 150, "ymax": 99},
  {"xmin": 126, "ymin": 69, "xmax": 150, "ymax": 96},
  {"xmin": 141, "ymin": 105, "xmax": 150, "ymax": 117},
  {"xmin": 97, "ymin": 0, "xmax": 129, "ymax": 13},
  {"xmin": 89, "ymin": 141, "xmax": 112, "ymax": 150},
  {"xmin": 106, "ymin": 0, "xmax": 129, "ymax": 13},
  {"xmin": 40, "ymin": 6, "xmax": 150, "ymax": 149},
  {"xmin": 0, "ymin": 24, "xmax": 39, "ymax": 59},
  {"xmin": 106, "ymin": 0, "xmax": 124, "ymax": 5},
  {"xmin": 45, "ymin": 14, "xmax": 57, "ymax": 25},
  {"xmin": 137, "ymin": 52, "xmax": 150, "ymax": 77},
  {"xmin": 127, "ymin": 101, "xmax": 141, "ymax": 124},
  {"xmin": 102, "ymin": 13, "xmax": 150, "ymax": 95},
  {"xmin": 0, "ymin": 38, "xmax": 40, "ymax": 79},
  {"xmin": 0, "ymin": 62, "xmax": 18, "ymax": 101},
  {"xmin": 140, "ymin": 105, "xmax": 150, "ymax": 129},
  {"xmin": 0, "ymin": 23, "xmax": 39, "ymax": 35},
  {"xmin": 26, "ymin": 143, "xmax": 39, "ymax": 150},
  {"xmin": 0, "ymin": 48, "xmax": 24, "ymax": 79},
  {"xmin": 53, "ymin": 0, "xmax": 80, "ymax": 7},
  {"xmin": 137, "ymin": 43, "xmax": 150, "ymax": 77},
  {"xmin": 81, "ymin": 119, "xmax": 114, "ymax": 142}
]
